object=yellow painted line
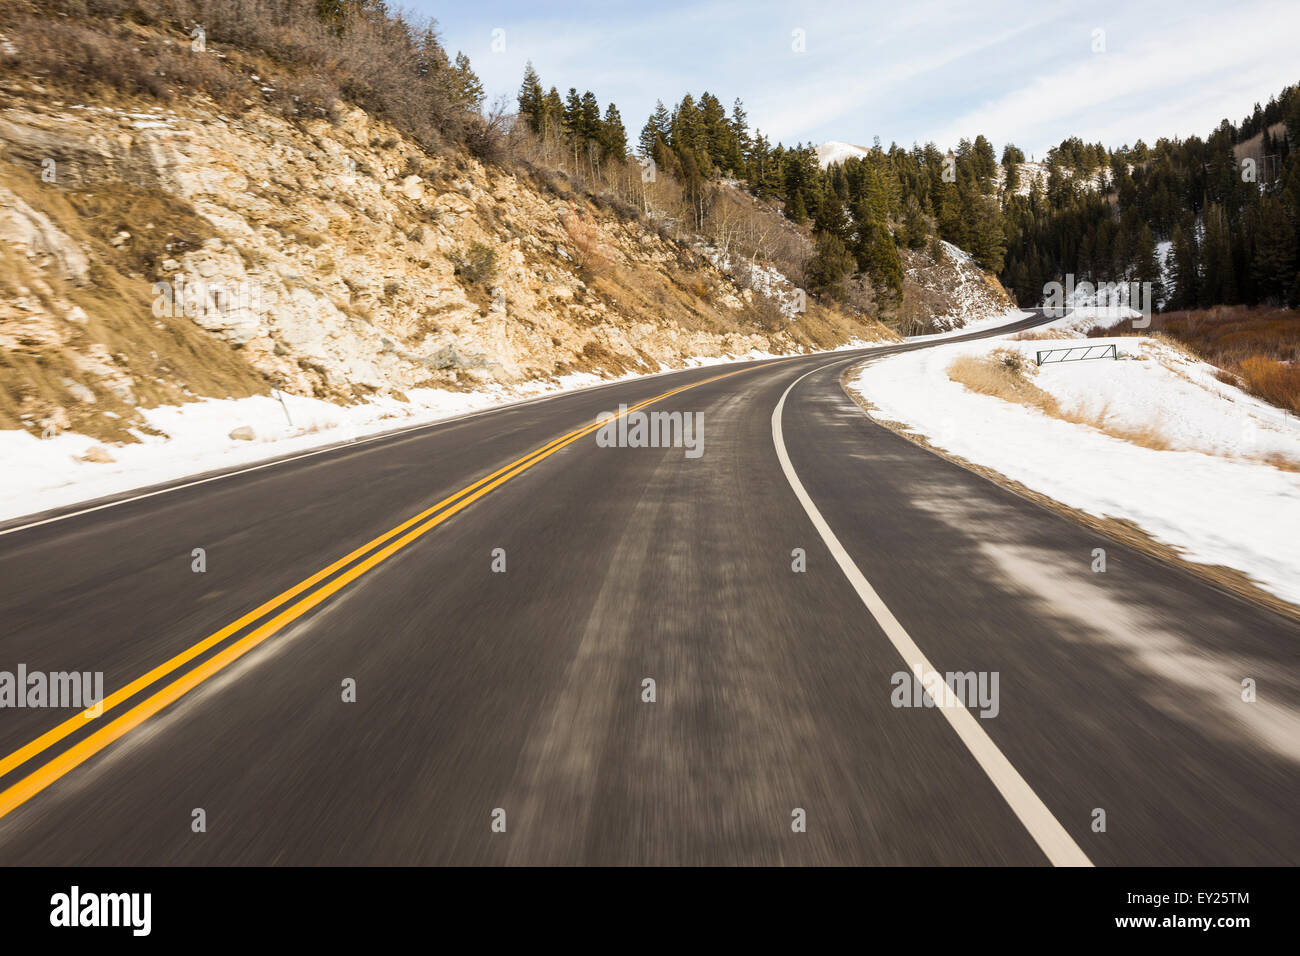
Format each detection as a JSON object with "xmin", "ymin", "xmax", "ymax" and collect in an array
[
  {"xmin": 0, "ymin": 364, "xmax": 761, "ymax": 819},
  {"xmin": 0, "ymin": 417, "xmax": 580, "ymax": 779},
  {"xmin": 0, "ymin": 377, "xmax": 706, "ymax": 782}
]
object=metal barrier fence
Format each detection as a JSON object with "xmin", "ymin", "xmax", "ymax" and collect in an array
[{"xmin": 1035, "ymin": 344, "xmax": 1118, "ymax": 367}]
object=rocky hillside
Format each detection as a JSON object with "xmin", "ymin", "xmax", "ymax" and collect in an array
[
  {"xmin": 0, "ymin": 89, "xmax": 893, "ymax": 442},
  {"xmin": 900, "ymin": 241, "xmax": 1018, "ymax": 335},
  {"xmin": 0, "ymin": 10, "xmax": 1011, "ymax": 449}
]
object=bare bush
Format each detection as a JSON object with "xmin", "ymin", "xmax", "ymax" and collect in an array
[
  {"xmin": 14, "ymin": 0, "xmax": 479, "ymax": 150},
  {"xmin": 564, "ymin": 211, "xmax": 608, "ymax": 273},
  {"xmin": 449, "ymin": 242, "xmax": 497, "ymax": 287},
  {"xmin": 463, "ymin": 96, "xmax": 511, "ymax": 165}
]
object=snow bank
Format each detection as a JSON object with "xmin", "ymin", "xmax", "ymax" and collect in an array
[
  {"xmin": 902, "ymin": 308, "xmax": 1033, "ymax": 343},
  {"xmin": 847, "ymin": 333, "xmax": 1300, "ymax": 605},
  {"xmin": 1033, "ymin": 307, "xmax": 1138, "ymax": 336},
  {"xmin": 0, "ymin": 347, "xmax": 806, "ymax": 525}
]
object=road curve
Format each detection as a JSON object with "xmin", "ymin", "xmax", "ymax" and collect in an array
[{"xmin": 0, "ymin": 311, "xmax": 1295, "ymax": 865}]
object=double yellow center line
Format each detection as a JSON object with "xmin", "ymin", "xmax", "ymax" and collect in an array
[{"xmin": 0, "ymin": 365, "xmax": 759, "ymax": 820}]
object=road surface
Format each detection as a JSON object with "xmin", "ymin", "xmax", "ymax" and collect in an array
[{"xmin": 0, "ymin": 311, "xmax": 1295, "ymax": 865}]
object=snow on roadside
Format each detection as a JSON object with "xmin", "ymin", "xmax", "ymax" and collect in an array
[
  {"xmin": 901, "ymin": 308, "xmax": 1033, "ymax": 342},
  {"xmin": 846, "ymin": 331, "xmax": 1300, "ymax": 605},
  {"xmin": 2, "ymin": 332, "xmax": 903, "ymax": 525},
  {"xmin": 1032, "ymin": 307, "xmax": 1136, "ymax": 336},
  {"xmin": 0, "ymin": 302, "xmax": 1025, "ymax": 528}
]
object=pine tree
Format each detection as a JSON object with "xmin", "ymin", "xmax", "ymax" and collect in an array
[
  {"xmin": 972, "ymin": 134, "xmax": 997, "ymax": 192},
  {"xmin": 1132, "ymin": 222, "xmax": 1164, "ymax": 307},
  {"xmin": 639, "ymin": 100, "xmax": 672, "ymax": 158},
  {"xmin": 967, "ymin": 195, "xmax": 1005, "ymax": 273},
  {"xmin": 1169, "ymin": 219, "xmax": 1199, "ymax": 309},
  {"xmin": 676, "ymin": 146, "xmax": 707, "ymax": 230},
  {"xmin": 1002, "ymin": 144, "xmax": 1024, "ymax": 194},
  {"xmin": 935, "ymin": 179, "xmax": 965, "ymax": 248},
  {"xmin": 452, "ymin": 52, "xmax": 484, "ymax": 113},
  {"xmin": 1201, "ymin": 204, "xmax": 1237, "ymax": 304},
  {"xmin": 413, "ymin": 25, "xmax": 452, "ymax": 85},
  {"xmin": 517, "ymin": 61, "xmax": 544, "ymax": 134},
  {"xmin": 561, "ymin": 88, "xmax": 583, "ymax": 138},
  {"xmin": 813, "ymin": 191, "xmax": 849, "ymax": 240},
  {"xmin": 854, "ymin": 220, "xmax": 904, "ymax": 305},
  {"xmin": 1253, "ymin": 195, "xmax": 1298, "ymax": 303},
  {"xmin": 580, "ymin": 91, "xmax": 601, "ymax": 142},
  {"xmin": 541, "ymin": 87, "xmax": 563, "ymax": 139},
  {"xmin": 558, "ymin": 88, "xmax": 586, "ymax": 167},
  {"xmin": 699, "ymin": 92, "xmax": 729, "ymax": 175},
  {"xmin": 670, "ymin": 94, "xmax": 701, "ymax": 156},
  {"xmin": 805, "ymin": 234, "xmax": 855, "ymax": 300},
  {"xmin": 638, "ymin": 117, "xmax": 658, "ymax": 159},
  {"xmin": 728, "ymin": 99, "xmax": 750, "ymax": 176},
  {"xmin": 786, "ymin": 190, "xmax": 808, "ymax": 224},
  {"xmin": 901, "ymin": 195, "xmax": 928, "ymax": 249},
  {"xmin": 601, "ymin": 103, "xmax": 627, "ymax": 163},
  {"xmin": 752, "ymin": 134, "xmax": 783, "ymax": 198}
]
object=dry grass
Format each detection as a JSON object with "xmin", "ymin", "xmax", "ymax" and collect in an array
[
  {"xmin": 947, "ymin": 349, "xmax": 1060, "ymax": 412},
  {"xmin": 563, "ymin": 211, "xmax": 609, "ymax": 275},
  {"xmin": 1011, "ymin": 329, "xmax": 1070, "ymax": 341},
  {"xmin": 947, "ymin": 348, "xmax": 1173, "ymax": 450},
  {"xmin": 1091, "ymin": 305, "xmax": 1300, "ymax": 415},
  {"xmin": 2, "ymin": 12, "xmax": 247, "ymax": 107},
  {"xmin": 0, "ymin": 163, "xmax": 267, "ymax": 440},
  {"xmin": 1231, "ymin": 355, "xmax": 1300, "ymax": 414},
  {"xmin": 1146, "ymin": 332, "xmax": 1201, "ymax": 363}
]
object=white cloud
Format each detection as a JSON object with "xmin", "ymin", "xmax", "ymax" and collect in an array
[
  {"xmin": 431, "ymin": 0, "xmax": 1300, "ymax": 154},
  {"xmin": 922, "ymin": 0, "xmax": 1300, "ymax": 152}
]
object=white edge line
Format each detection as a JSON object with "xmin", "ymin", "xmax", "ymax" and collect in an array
[{"xmin": 771, "ymin": 359, "xmax": 1093, "ymax": 868}]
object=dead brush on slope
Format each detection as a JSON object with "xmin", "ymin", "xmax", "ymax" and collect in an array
[
  {"xmin": 1089, "ymin": 305, "xmax": 1300, "ymax": 416},
  {"xmin": 1228, "ymin": 355, "xmax": 1300, "ymax": 415}
]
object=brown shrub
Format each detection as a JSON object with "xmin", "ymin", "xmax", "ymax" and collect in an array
[
  {"xmin": 1088, "ymin": 304, "xmax": 1300, "ymax": 415},
  {"xmin": 9, "ymin": 0, "xmax": 478, "ymax": 149},
  {"xmin": 743, "ymin": 292, "xmax": 786, "ymax": 332},
  {"xmin": 7, "ymin": 15, "xmax": 246, "ymax": 106},
  {"xmin": 1235, "ymin": 355, "xmax": 1300, "ymax": 414},
  {"xmin": 1091, "ymin": 305, "xmax": 1300, "ymax": 364},
  {"xmin": 448, "ymin": 242, "xmax": 497, "ymax": 287}
]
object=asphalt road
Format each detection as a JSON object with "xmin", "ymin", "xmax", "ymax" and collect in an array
[{"xmin": 0, "ymin": 311, "xmax": 1295, "ymax": 865}]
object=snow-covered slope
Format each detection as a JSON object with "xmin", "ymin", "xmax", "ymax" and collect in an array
[
  {"xmin": 996, "ymin": 161, "xmax": 1109, "ymax": 197},
  {"xmin": 816, "ymin": 141, "xmax": 873, "ymax": 168},
  {"xmin": 846, "ymin": 327, "xmax": 1300, "ymax": 605},
  {"xmin": 902, "ymin": 240, "xmax": 1018, "ymax": 331}
]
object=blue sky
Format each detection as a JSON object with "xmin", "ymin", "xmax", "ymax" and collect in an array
[{"xmin": 411, "ymin": 0, "xmax": 1300, "ymax": 158}]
